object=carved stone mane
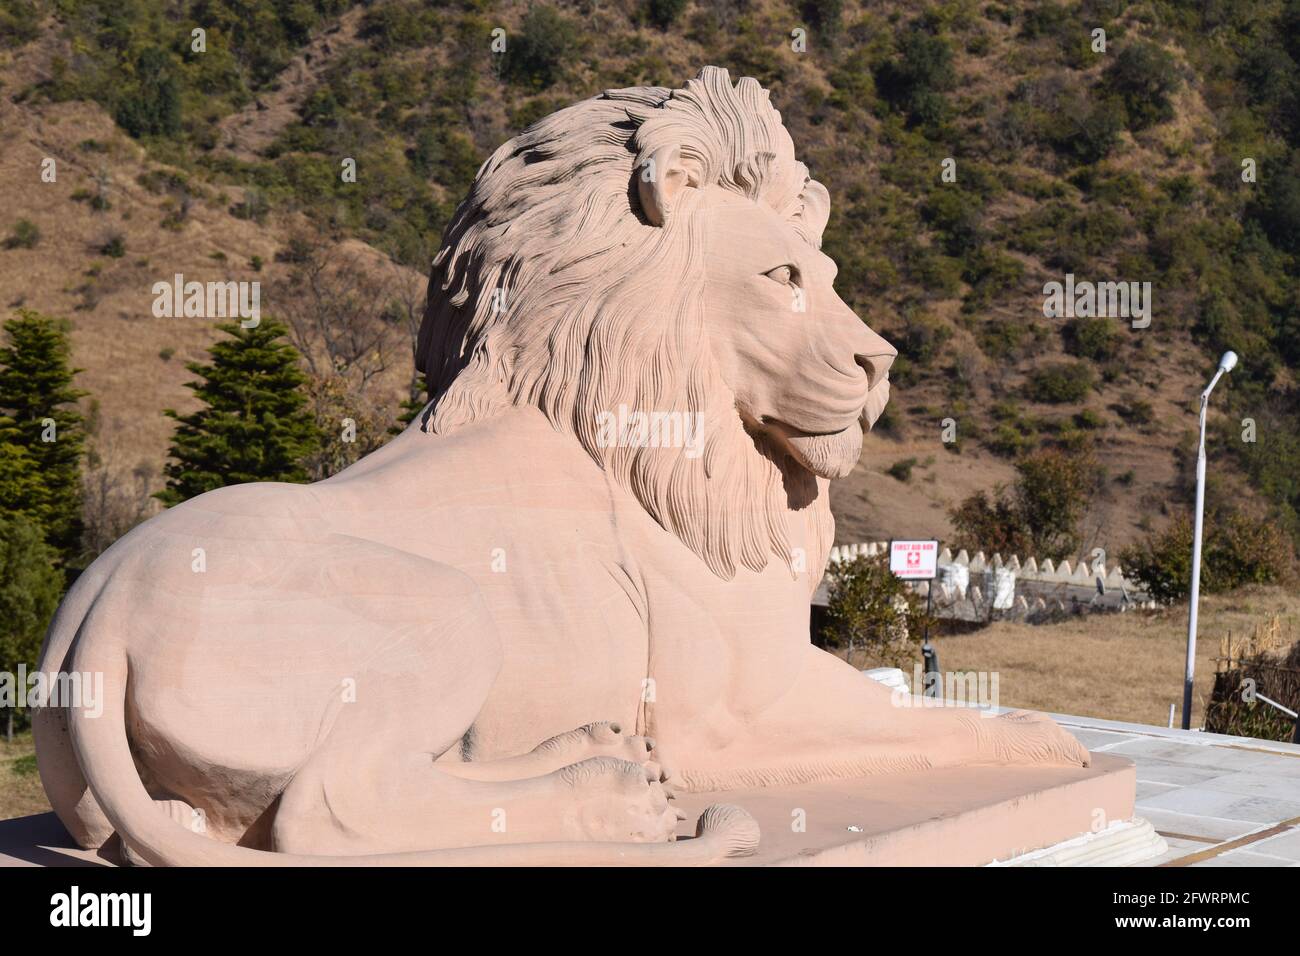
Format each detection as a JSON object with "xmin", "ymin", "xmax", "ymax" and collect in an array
[{"xmin": 416, "ymin": 67, "xmax": 834, "ymax": 579}]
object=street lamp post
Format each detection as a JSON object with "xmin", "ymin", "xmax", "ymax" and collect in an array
[{"xmin": 1182, "ymin": 350, "xmax": 1238, "ymax": 731}]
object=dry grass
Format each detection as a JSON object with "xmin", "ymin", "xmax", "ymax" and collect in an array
[
  {"xmin": 913, "ymin": 585, "xmax": 1300, "ymax": 727},
  {"xmin": 0, "ymin": 730, "xmax": 48, "ymax": 821},
  {"xmin": 0, "ymin": 90, "xmax": 419, "ymax": 498}
]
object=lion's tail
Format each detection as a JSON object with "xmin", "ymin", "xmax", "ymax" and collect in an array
[{"xmin": 70, "ymin": 637, "xmax": 759, "ymax": 867}]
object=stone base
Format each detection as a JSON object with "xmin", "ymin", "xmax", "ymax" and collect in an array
[
  {"xmin": 672, "ymin": 752, "xmax": 1146, "ymax": 866},
  {"xmin": 0, "ymin": 754, "xmax": 1148, "ymax": 867}
]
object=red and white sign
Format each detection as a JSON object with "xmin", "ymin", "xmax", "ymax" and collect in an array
[{"xmin": 889, "ymin": 540, "xmax": 939, "ymax": 580}]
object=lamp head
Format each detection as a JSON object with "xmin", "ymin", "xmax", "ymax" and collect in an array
[{"xmin": 1219, "ymin": 351, "xmax": 1238, "ymax": 373}]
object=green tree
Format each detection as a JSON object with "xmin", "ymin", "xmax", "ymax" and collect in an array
[
  {"xmin": 0, "ymin": 415, "xmax": 43, "ymax": 526},
  {"xmin": 822, "ymin": 553, "xmax": 924, "ymax": 669},
  {"xmin": 949, "ymin": 447, "xmax": 1095, "ymax": 558},
  {"xmin": 1062, "ymin": 317, "xmax": 1120, "ymax": 362},
  {"xmin": 1014, "ymin": 447, "xmax": 1095, "ymax": 556},
  {"xmin": 156, "ymin": 320, "xmax": 321, "ymax": 506},
  {"xmin": 0, "ymin": 513, "xmax": 63, "ymax": 742},
  {"xmin": 0, "ymin": 310, "xmax": 86, "ymax": 563},
  {"xmin": 1123, "ymin": 510, "xmax": 1292, "ymax": 605},
  {"xmin": 948, "ymin": 489, "xmax": 1032, "ymax": 557},
  {"xmin": 115, "ymin": 46, "xmax": 182, "ymax": 138},
  {"xmin": 1101, "ymin": 41, "xmax": 1182, "ymax": 130},
  {"xmin": 1024, "ymin": 361, "xmax": 1096, "ymax": 403},
  {"xmin": 875, "ymin": 25, "xmax": 956, "ymax": 126},
  {"xmin": 503, "ymin": 6, "xmax": 580, "ymax": 90},
  {"xmin": 644, "ymin": 0, "xmax": 688, "ymax": 29}
]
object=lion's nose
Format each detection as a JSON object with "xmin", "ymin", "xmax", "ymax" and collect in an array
[{"xmin": 855, "ymin": 347, "xmax": 896, "ymax": 392}]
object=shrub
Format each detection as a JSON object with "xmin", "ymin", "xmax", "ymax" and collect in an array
[
  {"xmin": 1043, "ymin": 90, "xmax": 1125, "ymax": 164},
  {"xmin": 922, "ymin": 188, "xmax": 984, "ymax": 255},
  {"xmin": 876, "ymin": 25, "xmax": 955, "ymax": 126},
  {"xmin": 3, "ymin": 219, "xmax": 39, "ymax": 249},
  {"xmin": 1024, "ymin": 361, "xmax": 1095, "ymax": 403},
  {"xmin": 1209, "ymin": 511, "xmax": 1295, "ymax": 592},
  {"xmin": 1249, "ymin": 159, "xmax": 1300, "ymax": 255},
  {"xmin": 987, "ymin": 421, "xmax": 1035, "ymax": 458},
  {"xmin": 1074, "ymin": 408, "xmax": 1106, "ymax": 430},
  {"xmin": 359, "ymin": 0, "xmax": 437, "ymax": 50},
  {"xmin": 1123, "ymin": 511, "xmax": 1293, "ymax": 605},
  {"xmin": 1101, "ymin": 41, "xmax": 1182, "ymax": 130},
  {"xmin": 887, "ymin": 457, "xmax": 917, "ymax": 482},
  {"xmin": 231, "ymin": 189, "xmax": 269, "ymax": 223},
  {"xmin": 951, "ymin": 447, "xmax": 1094, "ymax": 558},
  {"xmin": 963, "ymin": 248, "xmax": 1024, "ymax": 310},
  {"xmin": 800, "ymin": 0, "xmax": 845, "ymax": 36},
  {"xmin": 99, "ymin": 234, "xmax": 126, "ymax": 258},
  {"xmin": 1113, "ymin": 396, "xmax": 1155, "ymax": 426},
  {"xmin": 898, "ymin": 311, "xmax": 952, "ymax": 367},
  {"xmin": 1013, "ymin": 447, "xmax": 1095, "ymax": 556},
  {"xmin": 1062, "ymin": 317, "xmax": 1119, "ymax": 362},
  {"xmin": 644, "ymin": 0, "xmax": 689, "ymax": 29},
  {"xmin": 822, "ymin": 553, "xmax": 924, "ymax": 668},
  {"xmin": 0, "ymin": 0, "xmax": 41, "ymax": 48},
  {"xmin": 115, "ymin": 47, "xmax": 182, "ymax": 138},
  {"xmin": 949, "ymin": 489, "xmax": 1032, "ymax": 556},
  {"xmin": 503, "ymin": 6, "xmax": 580, "ymax": 90},
  {"xmin": 976, "ymin": 319, "xmax": 1027, "ymax": 359}
]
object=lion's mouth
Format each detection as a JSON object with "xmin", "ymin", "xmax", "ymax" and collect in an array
[{"xmin": 763, "ymin": 377, "xmax": 890, "ymax": 480}]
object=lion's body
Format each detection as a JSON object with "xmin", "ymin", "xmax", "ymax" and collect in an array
[
  {"xmin": 34, "ymin": 68, "xmax": 1088, "ymax": 864},
  {"xmin": 36, "ymin": 405, "xmax": 822, "ymax": 853}
]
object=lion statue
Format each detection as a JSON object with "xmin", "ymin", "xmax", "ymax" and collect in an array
[{"xmin": 34, "ymin": 66, "xmax": 1088, "ymax": 866}]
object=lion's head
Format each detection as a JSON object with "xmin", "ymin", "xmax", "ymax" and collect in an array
[{"xmin": 417, "ymin": 67, "xmax": 895, "ymax": 580}]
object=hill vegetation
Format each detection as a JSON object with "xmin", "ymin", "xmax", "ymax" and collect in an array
[{"xmin": 2, "ymin": 0, "xmax": 1300, "ymax": 568}]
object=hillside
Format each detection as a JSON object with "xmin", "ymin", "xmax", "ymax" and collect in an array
[{"xmin": 2, "ymin": 0, "xmax": 1299, "ymax": 564}]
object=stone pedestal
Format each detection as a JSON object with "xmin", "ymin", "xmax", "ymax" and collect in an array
[
  {"xmin": 672, "ymin": 752, "xmax": 1159, "ymax": 866},
  {"xmin": 1, "ymin": 753, "xmax": 1159, "ymax": 867}
]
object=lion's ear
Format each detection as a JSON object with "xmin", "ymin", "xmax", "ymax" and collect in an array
[
  {"xmin": 637, "ymin": 145, "xmax": 697, "ymax": 226},
  {"xmin": 793, "ymin": 180, "xmax": 831, "ymax": 249}
]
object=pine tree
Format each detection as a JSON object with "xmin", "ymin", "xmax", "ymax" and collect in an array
[
  {"xmin": 0, "ymin": 310, "xmax": 87, "ymax": 563},
  {"xmin": 0, "ymin": 512, "xmax": 62, "ymax": 743},
  {"xmin": 0, "ymin": 415, "xmax": 44, "ymax": 526},
  {"xmin": 157, "ymin": 320, "xmax": 321, "ymax": 506}
]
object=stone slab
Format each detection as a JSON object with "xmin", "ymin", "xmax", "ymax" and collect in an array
[
  {"xmin": 2, "ymin": 754, "xmax": 1137, "ymax": 868},
  {"xmin": 671, "ymin": 753, "xmax": 1136, "ymax": 866}
]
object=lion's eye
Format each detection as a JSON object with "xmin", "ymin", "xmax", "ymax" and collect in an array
[{"xmin": 763, "ymin": 265, "xmax": 799, "ymax": 287}]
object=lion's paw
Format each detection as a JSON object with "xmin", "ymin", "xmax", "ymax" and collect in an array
[
  {"xmin": 534, "ymin": 720, "xmax": 658, "ymax": 768},
  {"xmin": 558, "ymin": 756, "xmax": 679, "ymax": 843}
]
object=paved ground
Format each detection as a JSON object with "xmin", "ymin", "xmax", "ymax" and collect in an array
[{"xmin": 1048, "ymin": 712, "xmax": 1300, "ymax": 867}]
